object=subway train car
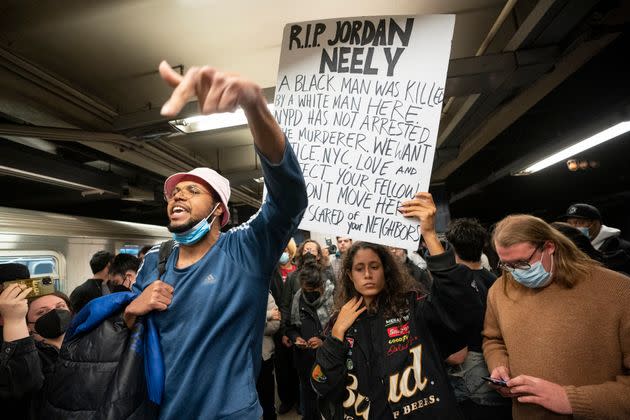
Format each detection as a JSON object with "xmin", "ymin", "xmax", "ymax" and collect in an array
[{"xmin": 0, "ymin": 206, "xmax": 170, "ymax": 295}]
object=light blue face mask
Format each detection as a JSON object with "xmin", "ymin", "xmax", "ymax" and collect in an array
[
  {"xmin": 279, "ymin": 252, "xmax": 290, "ymax": 265},
  {"xmin": 577, "ymin": 227, "xmax": 590, "ymax": 237},
  {"xmin": 172, "ymin": 203, "xmax": 220, "ymax": 246},
  {"xmin": 510, "ymin": 252, "xmax": 553, "ymax": 288}
]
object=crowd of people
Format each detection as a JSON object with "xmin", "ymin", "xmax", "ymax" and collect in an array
[{"xmin": 1, "ymin": 63, "xmax": 629, "ymax": 420}]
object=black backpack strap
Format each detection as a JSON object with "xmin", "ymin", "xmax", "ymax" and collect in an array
[{"xmin": 157, "ymin": 240, "xmax": 175, "ymax": 279}]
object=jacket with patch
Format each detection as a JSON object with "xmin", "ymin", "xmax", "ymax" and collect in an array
[{"xmin": 312, "ymin": 248, "xmax": 479, "ymax": 419}]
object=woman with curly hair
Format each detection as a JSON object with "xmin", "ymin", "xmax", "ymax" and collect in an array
[{"xmin": 311, "ymin": 193, "xmax": 481, "ymax": 419}]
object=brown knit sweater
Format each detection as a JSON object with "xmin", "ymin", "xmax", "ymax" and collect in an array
[{"xmin": 483, "ymin": 266, "xmax": 630, "ymax": 420}]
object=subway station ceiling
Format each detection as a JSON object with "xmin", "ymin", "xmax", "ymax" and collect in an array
[{"xmin": 0, "ymin": 0, "xmax": 629, "ymax": 228}]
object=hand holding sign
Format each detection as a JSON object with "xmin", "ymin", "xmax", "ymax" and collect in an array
[
  {"xmin": 159, "ymin": 61, "xmax": 263, "ymax": 117},
  {"xmin": 399, "ymin": 192, "xmax": 444, "ymax": 256},
  {"xmin": 398, "ymin": 192, "xmax": 436, "ymax": 233}
]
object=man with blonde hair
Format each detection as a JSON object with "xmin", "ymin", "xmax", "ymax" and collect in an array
[{"xmin": 483, "ymin": 214, "xmax": 630, "ymax": 419}]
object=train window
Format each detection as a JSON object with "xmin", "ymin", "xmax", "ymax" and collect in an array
[
  {"xmin": 118, "ymin": 245, "xmax": 140, "ymax": 256},
  {"xmin": 0, "ymin": 252, "xmax": 62, "ymax": 290}
]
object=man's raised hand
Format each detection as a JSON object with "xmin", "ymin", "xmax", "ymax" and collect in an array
[{"xmin": 159, "ymin": 61, "xmax": 263, "ymax": 117}]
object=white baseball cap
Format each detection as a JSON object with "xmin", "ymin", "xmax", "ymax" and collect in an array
[{"xmin": 164, "ymin": 168, "xmax": 231, "ymax": 227}]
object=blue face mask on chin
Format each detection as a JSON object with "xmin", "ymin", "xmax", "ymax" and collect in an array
[
  {"xmin": 510, "ymin": 252, "xmax": 553, "ymax": 288},
  {"xmin": 172, "ymin": 203, "xmax": 220, "ymax": 246}
]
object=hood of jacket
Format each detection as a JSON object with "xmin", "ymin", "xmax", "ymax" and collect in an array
[{"xmin": 592, "ymin": 224, "xmax": 621, "ymax": 250}]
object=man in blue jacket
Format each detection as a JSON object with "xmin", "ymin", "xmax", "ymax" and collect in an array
[{"xmin": 124, "ymin": 62, "xmax": 307, "ymax": 419}]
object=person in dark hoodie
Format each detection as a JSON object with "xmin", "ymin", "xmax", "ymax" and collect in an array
[
  {"xmin": 312, "ymin": 192, "xmax": 480, "ymax": 419},
  {"xmin": 561, "ymin": 203, "xmax": 630, "ymax": 273},
  {"xmin": 551, "ymin": 222, "xmax": 604, "ymax": 263},
  {"xmin": 280, "ymin": 239, "xmax": 335, "ymax": 349},
  {"xmin": 286, "ymin": 259, "xmax": 335, "ymax": 420}
]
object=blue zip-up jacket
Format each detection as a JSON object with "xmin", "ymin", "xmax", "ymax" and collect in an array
[{"xmin": 133, "ymin": 142, "xmax": 307, "ymax": 420}]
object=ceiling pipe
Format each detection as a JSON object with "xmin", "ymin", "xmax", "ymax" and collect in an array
[
  {"xmin": 0, "ymin": 123, "xmax": 262, "ymax": 207},
  {"xmin": 441, "ymin": 0, "xmax": 519, "ymax": 116},
  {"xmin": 0, "ymin": 123, "xmax": 189, "ymax": 173},
  {"xmin": 0, "ymin": 47, "xmax": 117, "ymax": 124}
]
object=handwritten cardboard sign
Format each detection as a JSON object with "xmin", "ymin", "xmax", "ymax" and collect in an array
[{"xmin": 275, "ymin": 15, "xmax": 455, "ymax": 248}]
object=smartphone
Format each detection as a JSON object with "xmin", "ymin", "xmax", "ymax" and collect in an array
[
  {"xmin": 294, "ymin": 340, "xmax": 308, "ymax": 348},
  {"xmin": 2, "ymin": 276, "xmax": 55, "ymax": 299},
  {"xmin": 481, "ymin": 376, "xmax": 508, "ymax": 387}
]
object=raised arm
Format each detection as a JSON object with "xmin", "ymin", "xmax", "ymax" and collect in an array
[
  {"xmin": 399, "ymin": 192, "xmax": 479, "ymax": 357},
  {"xmin": 0, "ymin": 284, "xmax": 44, "ymax": 398},
  {"xmin": 158, "ymin": 61, "xmax": 307, "ymax": 277},
  {"xmin": 159, "ymin": 61, "xmax": 284, "ymax": 163}
]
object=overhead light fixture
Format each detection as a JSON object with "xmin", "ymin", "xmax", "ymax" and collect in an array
[
  {"xmin": 513, "ymin": 121, "xmax": 630, "ymax": 175},
  {"xmin": 169, "ymin": 104, "xmax": 275, "ymax": 133},
  {"xmin": 253, "ymin": 176, "xmax": 264, "ymax": 183}
]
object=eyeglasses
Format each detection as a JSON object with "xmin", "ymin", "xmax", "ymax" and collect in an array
[
  {"xmin": 497, "ymin": 246, "xmax": 541, "ymax": 271},
  {"xmin": 164, "ymin": 185, "xmax": 211, "ymax": 201}
]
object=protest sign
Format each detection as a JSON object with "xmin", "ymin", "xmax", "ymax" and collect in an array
[{"xmin": 275, "ymin": 15, "xmax": 455, "ymax": 248}]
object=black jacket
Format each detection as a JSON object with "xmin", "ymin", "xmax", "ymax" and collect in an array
[
  {"xmin": 599, "ymin": 236, "xmax": 630, "ymax": 274},
  {"xmin": 312, "ymin": 249, "xmax": 480, "ymax": 419},
  {"xmin": 270, "ymin": 267, "xmax": 284, "ymax": 306},
  {"xmin": 286, "ymin": 295, "xmax": 325, "ymax": 344},
  {"xmin": 404, "ymin": 258, "xmax": 432, "ymax": 293},
  {"xmin": 39, "ymin": 314, "xmax": 156, "ymax": 419},
  {"xmin": 69, "ymin": 278, "xmax": 110, "ymax": 313},
  {"xmin": 280, "ymin": 267, "xmax": 335, "ymax": 336},
  {"xmin": 0, "ymin": 333, "xmax": 60, "ymax": 420},
  {"xmin": 286, "ymin": 294, "xmax": 326, "ymax": 373},
  {"xmin": 0, "ymin": 336, "xmax": 44, "ymax": 420}
]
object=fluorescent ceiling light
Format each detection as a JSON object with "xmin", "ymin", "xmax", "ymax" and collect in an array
[
  {"xmin": 513, "ymin": 121, "xmax": 630, "ymax": 175},
  {"xmin": 169, "ymin": 104, "xmax": 275, "ymax": 133}
]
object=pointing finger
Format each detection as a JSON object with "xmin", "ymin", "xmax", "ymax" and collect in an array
[
  {"xmin": 161, "ymin": 66, "xmax": 200, "ymax": 117},
  {"xmin": 159, "ymin": 60, "xmax": 183, "ymax": 88}
]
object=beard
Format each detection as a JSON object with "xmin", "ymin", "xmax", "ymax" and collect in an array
[{"xmin": 167, "ymin": 218, "xmax": 200, "ymax": 233}]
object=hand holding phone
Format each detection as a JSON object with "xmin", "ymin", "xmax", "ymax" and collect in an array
[
  {"xmin": 294, "ymin": 337, "xmax": 308, "ymax": 348},
  {"xmin": 481, "ymin": 376, "xmax": 508, "ymax": 387}
]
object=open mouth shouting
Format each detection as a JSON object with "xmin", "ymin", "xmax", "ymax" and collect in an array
[{"xmin": 169, "ymin": 204, "xmax": 190, "ymax": 222}]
